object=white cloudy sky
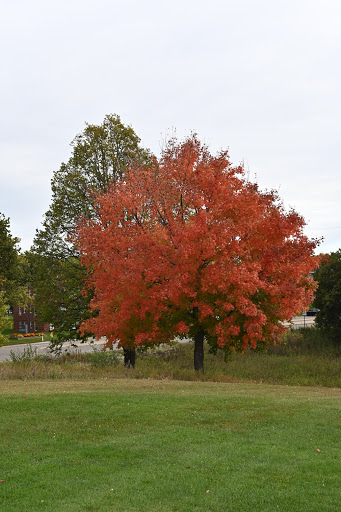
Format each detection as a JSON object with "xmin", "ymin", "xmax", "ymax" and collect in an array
[{"xmin": 1, "ymin": 0, "xmax": 340, "ymax": 253}]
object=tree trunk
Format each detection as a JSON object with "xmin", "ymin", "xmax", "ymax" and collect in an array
[
  {"xmin": 123, "ymin": 348, "xmax": 136, "ymax": 368},
  {"xmin": 194, "ymin": 329, "xmax": 205, "ymax": 372}
]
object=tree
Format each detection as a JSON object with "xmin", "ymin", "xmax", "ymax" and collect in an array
[
  {"xmin": 75, "ymin": 136, "xmax": 320, "ymax": 370},
  {"xmin": 0, "ymin": 213, "xmax": 28, "ymax": 305},
  {"xmin": 0, "ymin": 292, "xmax": 10, "ymax": 345},
  {"xmin": 313, "ymin": 250, "xmax": 341, "ymax": 335},
  {"xmin": 30, "ymin": 114, "xmax": 151, "ymax": 346},
  {"xmin": 28, "ymin": 254, "xmax": 92, "ymax": 343},
  {"xmin": 0, "ymin": 213, "xmax": 28, "ymax": 343},
  {"xmin": 0, "ymin": 213, "xmax": 20, "ymax": 302}
]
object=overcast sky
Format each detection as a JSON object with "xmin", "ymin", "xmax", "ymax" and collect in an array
[{"xmin": 1, "ymin": 0, "xmax": 340, "ymax": 253}]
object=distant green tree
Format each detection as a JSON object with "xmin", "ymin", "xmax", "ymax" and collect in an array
[
  {"xmin": 0, "ymin": 213, "xmax": 29, "ymax": 343},
  {"xmin": 0, "ymin": 292, "xmax": 10, "ymax": 345},
  {"xmin": 314, "ymin": 250, "xmax": 341, "ymax": 336},
  {"xmin": 30, "ymin": 114, "xmax": 151, "ymax": 347},
  {"xmin": 0, "ymin": 213, "xmax": 28, "ymax": 305},
  {"xmin": 0, "ymin": 213, "xmax": 19, "ymax": 300},
  {"xmin": 28, "ymin": 253, "xmax": 92, "ymax": 345}
]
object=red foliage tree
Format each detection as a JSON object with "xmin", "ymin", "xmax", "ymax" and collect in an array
[{"xmin": 75, "ymin": 137, "xmax": 320, "ymax": 370}]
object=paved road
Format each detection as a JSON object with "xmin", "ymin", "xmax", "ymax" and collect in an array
[
  {"xmin": 0, "ymin": 338, "xmax": 108, "ymax": 363},
  {"xmin": 283, "ymin": 315, "xmax": 316, "ymax": 329}
]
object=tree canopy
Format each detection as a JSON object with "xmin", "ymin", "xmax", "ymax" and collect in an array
[
  {"xmin": 313, "ymin": 250, "xmax": 341, "ymax": 335},
  {"xmin": 75, "ymin": 137, "xmax": 320, "ymax": 370},
  {"xmin": 30, "ymin": 114, "xmax": 151, "ymax": 344},
  {"xmin": 0, "ymin": 213, "xmax": 27, "ymax": 305},
  {"xmin": 0, "ymin": 213, "xmax": 20, "ymax": 300},
  {"xmin": 0, "ymin": 292, "xmax": 10, "ymax": 345},
  {"xmin": 0, "ymin": 213, "xmax": 28, "ymax": 343}
]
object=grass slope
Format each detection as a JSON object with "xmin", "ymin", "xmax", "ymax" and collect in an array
[{"xmin": 0, "ymin": 379, "xmax": 340, "ymax": 512}]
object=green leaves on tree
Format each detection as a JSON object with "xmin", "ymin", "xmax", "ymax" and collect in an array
[{"xmin": 30, "ymin": 114, "xmax": 151, "ymax": 345}]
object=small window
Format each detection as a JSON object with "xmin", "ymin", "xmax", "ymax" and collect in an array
[{"xmin": 18, "ymin": 322, "xmax": 26, "ymax": 334}]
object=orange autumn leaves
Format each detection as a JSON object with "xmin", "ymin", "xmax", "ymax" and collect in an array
[{"xmin": 74, "ymin": 136, "xmax": 320, "ymax": 353}]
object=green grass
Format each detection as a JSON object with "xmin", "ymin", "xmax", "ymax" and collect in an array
[
  {"xmin": 1, "ymin": 336, "xmax": 46, "ymax": 346},
  {"xmin": 0, "ymin": 379, "xmax": 340, "ymax": 512}
]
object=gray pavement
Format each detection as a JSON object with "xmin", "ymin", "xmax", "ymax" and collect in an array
[
  {"xmin": 0, "ymin": 338, "xmax": 108, "ymax": 363},
  {"xmin": 283, "ymin": 315, "xmax": 316, "ymax": 329}
]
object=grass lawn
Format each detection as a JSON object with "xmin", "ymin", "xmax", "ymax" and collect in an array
[
  {"xmin": 0, "ymin": 379, "xmax": 340, "ymax": 512},
  {"xmin": 1, "ymin": 336, "xmax": 45, "ymax": 347}
]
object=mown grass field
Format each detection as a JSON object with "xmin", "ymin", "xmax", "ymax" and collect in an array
[
  {"xmin": 1, "ymin": 329, "xmax": 340, "ymax": 511},
  {"xmin": 0, "ymin": 336, "xmax": 45, "ymax": 347},
  {"xmin": 0, "ymin": 379, "xmax": 340, "ymax": 512}
]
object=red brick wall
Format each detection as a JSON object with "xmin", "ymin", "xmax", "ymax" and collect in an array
[{"xmin": 13, "ymin": 305, "xmax": 50, "ymax": 334}]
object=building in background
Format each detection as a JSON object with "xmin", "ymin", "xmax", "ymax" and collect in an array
[{"xmin": 12, "ymin": 289, "xmax": 50, "ymax": 333}]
